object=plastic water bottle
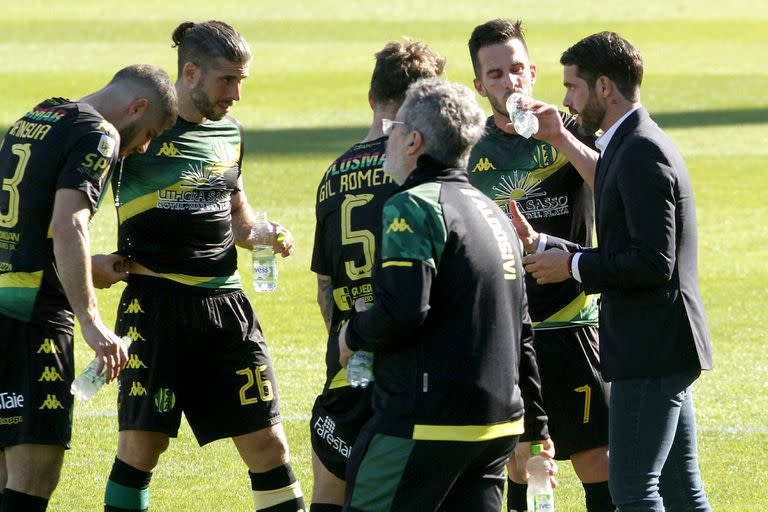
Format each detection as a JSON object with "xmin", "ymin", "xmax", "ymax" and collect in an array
[
  {"xmin": 70, "ymin": 336, "xmax": 131, "ymax": 401},
  {"xmin": 527, "ymin": 443, "xmax": 554, "ymax": 511},
  {"xmin": 506, "ymin": 92, "xmax": 539, "ymax": 139},
  {"xmin": 346, "ymin": 351, "xmax": 374, "ymax": 388},
  {"xmin": 252, "ymin": 212, "xmax": 278, "ymax": 292}
]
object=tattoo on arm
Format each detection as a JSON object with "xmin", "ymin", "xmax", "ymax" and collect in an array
[{"xmin": 317, "ymin": 275, "xmax": 334, "ymax": 333}]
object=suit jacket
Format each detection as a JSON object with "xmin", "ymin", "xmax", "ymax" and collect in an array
[{"xmin": 547, "ymin": 107, "xmax": 713, "ymax": 381}]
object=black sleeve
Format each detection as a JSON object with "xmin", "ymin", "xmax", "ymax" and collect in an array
[
  {"xmin": 517, "ymin": 289, "xmax": 549, "ymax": 441},
  {"xmin": 56, "ymin": 129, "xmax": 119, "ymax": 212},
  {"xmin": 579, "ymin": 139, "xmax": 678, "ymax": 293},
  {"xmin": 346, "ymin": 261, "xmax": 433, "ymax": 351}
]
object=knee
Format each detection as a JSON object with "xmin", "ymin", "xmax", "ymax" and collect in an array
[
  {"xmin": 572, "ymin": 445, "xmax": 610, "ymax": 483},
  {"xmin": 7, "ymin": 462, "xmax": 62, "ymax": 497},
  {"xmin": 506, "ymin": 457, "xmax": 527, "ymax": 484},
  {"xmin": 235, "ymin": 424, "xmax": 290, "ymax": 472},
  {"xmin": 117, "ymin": 431, "xmax": 170, "ymax": 471}
]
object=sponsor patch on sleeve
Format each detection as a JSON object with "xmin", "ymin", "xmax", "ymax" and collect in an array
[{"xmin": 97, "ymin": 134, "xmax": 116, "ymax": 158}]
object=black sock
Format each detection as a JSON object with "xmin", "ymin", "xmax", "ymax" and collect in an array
[
  {"xmin": 1, "ymin": 488, "xmax": 48, "ymax": 512},
  {"xmin": 0, "ymin": 491, "xmax": 3, "ymax": 507},
  {"xmin": 507, "ymin": 478, "xmax": 528, "ymax": 512},
  {"xmin": 104, "ymin": 458, "xmax": 152, "ymax": 512},
  {"xmin": 583, "ymin": 481, "xmax": 616, "ymax": 512},
  {"xmin": 309, "ymin": 504, "xmax": 342, "ymax": 512},
  {"xmin": 250, "ymin": 463, "xmax": 305, "ymax": 511}
]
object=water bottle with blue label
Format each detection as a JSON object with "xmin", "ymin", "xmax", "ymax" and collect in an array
[
  {"xmin": 252, "ymin": 212, "xmax": 278, "ymax": 292},
  {"xmin": 527, "ymin": 443, "xmax": 555, "ymax": 511},
  {"xmin": 346, "ymin": 350, "xmax": 374, "ymax": 388}
]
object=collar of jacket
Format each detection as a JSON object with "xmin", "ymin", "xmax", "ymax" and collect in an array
[{"xmin": 397, "ymin": 154, "xmax": 468, "ymax": 193}]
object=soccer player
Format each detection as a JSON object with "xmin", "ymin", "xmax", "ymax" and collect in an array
[
  {"xmin": 99, "ymin": 21, "xmax": 304, "ymax": 512},
  {"xmin": 0, "ymin": 64, "xmax": 177, "ymax": 512},
  {"xmin": 466, "ymin": 19, "xmax": 614, "ymax": 512},
  {"xmin": 309, "ymin": 39, "xmax": 445, "ymax": 512},
  {"xmin": 339, "ymin": 78, "xmax": 551, "ymax": 511}
]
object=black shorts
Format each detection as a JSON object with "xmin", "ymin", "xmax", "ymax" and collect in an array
[
  {"xmin": 345, "ymin": 425, "xmax": 517, "ymax": 512},
  {"xmin": 310, "ymin": 384, "xmax": 374, "ymax": 480},
  {"xmin": 115, "ymin": 275, "xmax": 281, "ymax": 446},
  {"xmin": 534, "ymin": 325, "xmax": 610, "ymax": 459},
  {"xmin": 0, "ymin": 313, "xmax": 74, "ymax": 449}
]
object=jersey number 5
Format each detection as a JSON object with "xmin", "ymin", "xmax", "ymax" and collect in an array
[
  {"xmin": 341, "ymin": 193, "xmax": 375, "ymax": 280},
  {"xmin": 0, "ymin": 143, "xmax": 32, "ymax": 229}
]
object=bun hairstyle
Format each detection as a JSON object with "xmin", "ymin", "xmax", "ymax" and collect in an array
[{"xmin": 170, "ymin": 20, "xmax": 252, "ymax": 75}]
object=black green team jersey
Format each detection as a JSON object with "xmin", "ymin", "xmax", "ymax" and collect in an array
[
  {"xmin": 0, "ymin": 98, "xmax": 120, "ymax": 322},
  {"xmin": 114, "ymin": 116, "xmax": 244, "ymax": 289},
  {"xmin": 467, "ymin": 113, "xmax": 598, "ymax": 329},
  {"xmin": 311, "ymin": 136, "xmax": 395, "ymax": 388},
  {"xmin": 347, "ymin": 156, "xmax": 548, "ymax": 442}
]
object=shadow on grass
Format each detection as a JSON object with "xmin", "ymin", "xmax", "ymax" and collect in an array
[
  {"xmin": 244, "ymin": 126, "xmax": 368, "ymax": 156},
  {"xmin": 654, "ymin": 108, "xmax": 768, "ymax": 129},
  {"xmin": 242, "ymin": 108, "xmax": 767, "ymax": 156}
]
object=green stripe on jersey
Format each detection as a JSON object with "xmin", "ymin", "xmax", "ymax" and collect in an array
[
  {"xmin": 533, "ymin": 292, "xmax": 599, "ymax": 329},
  {"xmin": 155, "ymin": 272, "xmax": 242, "ymax": 289},
  {"xmin": 0, "ymin": 271, "xmax": 43, "ymax": 321},
  {"xmin": 381, "ymin": 182, "xmax": 446, "ymax": 269}
]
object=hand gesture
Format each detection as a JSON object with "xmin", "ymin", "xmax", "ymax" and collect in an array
[
  {"xmin": 92, "ymin": 254, "xmax": 128, "ymax": 289},
  {"xmin": 80, "ymin": 318, "xmax": 128, "ymax": 383}
]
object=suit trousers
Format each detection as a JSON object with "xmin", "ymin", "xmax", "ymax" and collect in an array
[{"xmin": 608, "ymin": 369, "xmax": 711, "ymax": 511}]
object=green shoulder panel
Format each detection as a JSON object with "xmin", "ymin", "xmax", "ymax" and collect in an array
[{"xmin": 381, "ymin": 182, "xmax": 447, "ymax": 269}]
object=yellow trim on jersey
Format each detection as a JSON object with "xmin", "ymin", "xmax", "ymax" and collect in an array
[
  {"xmin": 117, "ymin": 190, "xmax": 167, "ymax": 223},
  {"xmin": 412, "ymin": 418, "xmax": 524, "ymax": 441},
  {"xmin": 154, "ymin": 271, "xmax": 241, "ymax": 288},
  {"xmin": 0, "ymin": 270, "xmax": 43, "ymax": 288},
  {"xmin": 532, "ymin": 292, "xmax": 592, "ymax": 328},
  {"xmin": 381, "ymin": 260, "xmax": 413, "ymax": 268},
  {"xmin": 328, "ymin": 368, "xmax": 350, "ymax": 390}
]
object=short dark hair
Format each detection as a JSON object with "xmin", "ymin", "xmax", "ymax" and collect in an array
[
  {"xmin": 560, "ymin": 32, "xmax": 643, "ymax": 101},
  {"xmin": 370, "ymin": 39, "xmax": 446, "ymax": 107},
  {"xmin": 468, "ymin": 19, "xmax": 528, "ymax": 78},
  {"xmin": 110, "ymin": 64, "xmax": 178, "ymax": 124},
  {"xmin": 171, "ymin": 20, "xmax": 251, "ymax": 76}
]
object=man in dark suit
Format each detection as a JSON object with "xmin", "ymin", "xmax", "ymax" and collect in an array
[{"xmin": 510, "ymin": 32, "xmax": 713, "ymax": 511}]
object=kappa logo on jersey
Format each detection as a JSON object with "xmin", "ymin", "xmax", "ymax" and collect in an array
[
  {"xmin": 36, "ymin": 338, "xmax": 60, "ymax": 354},
  {"xmin": 123, "ymin": 299, "xmax": 145, "ymax": 314},
  {"xmin": 97, "ymin": 134, "xmax": 116, "ymax": 158},
  {"xmin": 386, "ymin": 218, "xmax": 414, "ymax": 234},
  {"xmin": 155, "ymin": 142, "xmax": 182, "ymax": 157},
  {"xmin": 38, "ymin": 394, "xmax": 64, "ymax": 410},
  {"xmin": 38, "ymin": 366, "xmax": 64, "ymax": 382},
  {"xmin": 128, "ymin": 382, "xmax": 147, "ymax": 396},
  {"xmin": 125, "ymin": 354, "xmax": 148, "ymax": 370},
  {"xmin": 124, "ymin": 327, "xmax": 147, "ymax": 342},
  {"xmin": 154, "ymin": 388, "xmax": 176, "ymax": 413},
  {"xmin": 472, "ymin": 157, "xmax": 496, "ymax": 173}
]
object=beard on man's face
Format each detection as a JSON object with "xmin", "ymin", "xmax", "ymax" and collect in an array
[{"xmin": 574, "ymin": 91, "xmax": 606, "ymax": 137}]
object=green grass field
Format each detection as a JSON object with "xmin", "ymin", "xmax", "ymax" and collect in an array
[{"xmin": 2, "ymin": 0, "xmax": 766, "ymax": 510}]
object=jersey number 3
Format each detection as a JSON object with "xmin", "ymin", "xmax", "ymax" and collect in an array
[
  {"xmin": 341, "ymin": 193, "xmax": 375, "ymax": 280},
  {"xmin": 0, "ymin": 143, "xmax": 32, "ymax": 228}
]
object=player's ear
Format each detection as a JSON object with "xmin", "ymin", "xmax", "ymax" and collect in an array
[
  {"xmin": 368, "ymin": 89, "xmax": 375, "ymax": 111},
  {"xmin": 182, "ymin": 61, "xmax": 200, "ymax": 85},
  {"xmin": 529, "ymin": 63, "xmax": 537, "ymax": 86},
  {"xmin": 129, "ymin": 98, "xmax": 150, "ymax": 117},
  {"xmin": 473, "ymin": 78, "xmax": 487, "ymax": 97}
]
